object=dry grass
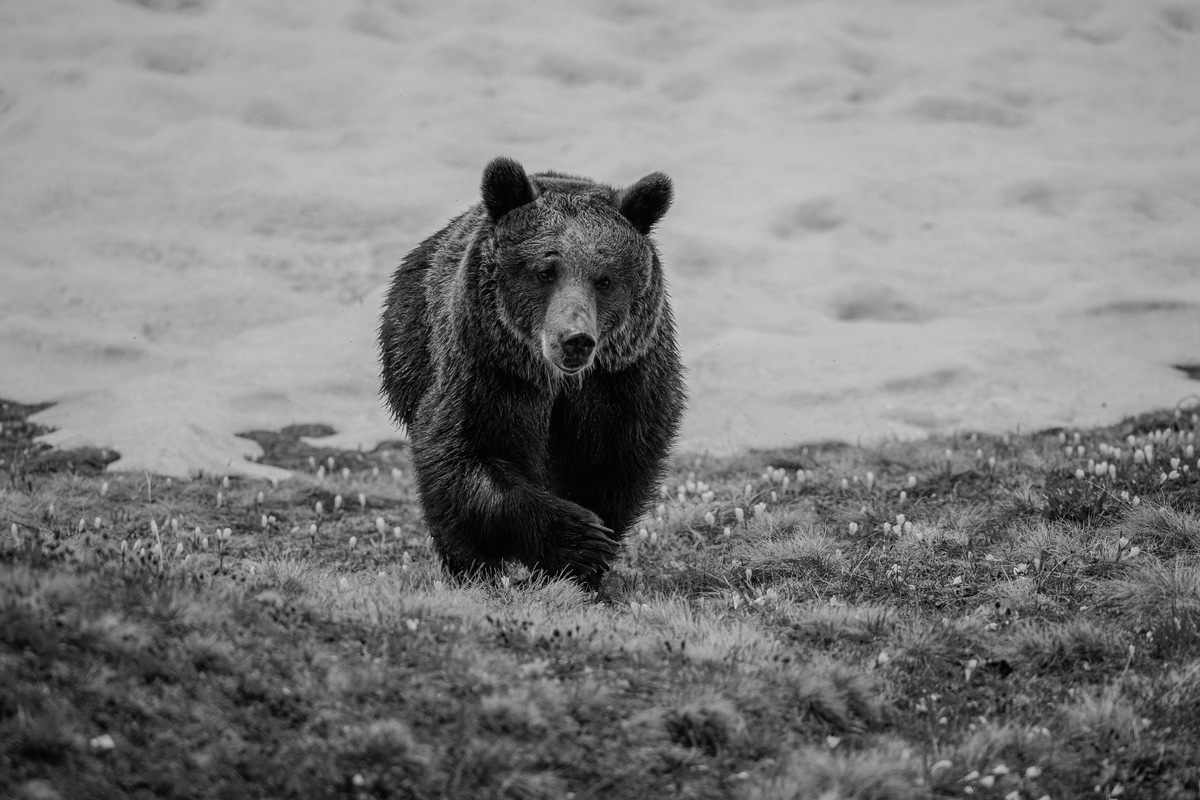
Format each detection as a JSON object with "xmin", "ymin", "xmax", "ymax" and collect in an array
[{"xmin": 3, "ymin": 403, "xmax": 1200, "ymax": 798}]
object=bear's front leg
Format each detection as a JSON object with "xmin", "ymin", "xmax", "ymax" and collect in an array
[
  {"xmin": 549, "ymin": 352, "xmax": 686, "ymax": 544},
  {"xmin": 410, "ymin": 386, "xmax": 619, "ymax": 585}
]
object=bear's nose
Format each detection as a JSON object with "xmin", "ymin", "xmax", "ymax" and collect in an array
[{"xmin": 560, "ymin": 332, "xmax": 595, "ymax": 361}]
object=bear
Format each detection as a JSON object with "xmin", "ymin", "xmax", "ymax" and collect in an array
[{"xmin": 378, "ymin": 156, "xmax": 685, "ymax": 587}]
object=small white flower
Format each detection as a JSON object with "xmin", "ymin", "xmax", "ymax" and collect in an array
[{"xmin": 90, "ymin": 733, "xmax": 116, "ymax": 752}]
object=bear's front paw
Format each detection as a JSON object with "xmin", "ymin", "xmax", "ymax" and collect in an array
[{"xmin": 552, "ymin": 504, "xmax": 619, "ymax": 584}]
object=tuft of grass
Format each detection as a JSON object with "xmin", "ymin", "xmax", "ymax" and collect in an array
[
  {"xmin": 663, "ymin": 694, "xmax": 748, "ymax": 755},
  {"xmin": 1096, "ymin": 557, "xmax": 1200, "ymax": 658},
  {"xmin": 1005, "ymin": 618, "xmax": 1124, "ymax": 673},
  {"xmin": 1116, "ymin": 503, "xmax": 1200, "ymax": 558},
  {"xmin": 749, "ymin": 741, "xmax": 926, "ymax": 800}
]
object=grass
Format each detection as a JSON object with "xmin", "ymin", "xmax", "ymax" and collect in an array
[{"xmin": 3, "ymin": 398, "xmax": 1200, "ymax": 799}]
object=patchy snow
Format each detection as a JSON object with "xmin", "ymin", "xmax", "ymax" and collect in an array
[{"xmin": 2, "ymin": 0, "xmax": 1199, "ymax": 476}]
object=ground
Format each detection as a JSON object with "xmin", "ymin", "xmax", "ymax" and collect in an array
[{"xmin": 3, "ymin": 399, "xmax": 1200, "ymax": 799}]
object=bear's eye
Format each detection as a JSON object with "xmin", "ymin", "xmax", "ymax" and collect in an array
[
  {"xmin": 537, "ymin": 265, "xmax": 557, "ymax": 284},
  {"xmin": 595, "ymin": 276, "xmax": 612, "ymax": 291}
]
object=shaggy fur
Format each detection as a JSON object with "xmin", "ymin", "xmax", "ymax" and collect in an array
[{"xmin": 379, "ymin": 156, "xmax": 685, "ymax": 585}]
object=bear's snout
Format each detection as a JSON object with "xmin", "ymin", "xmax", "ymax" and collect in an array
[
  {"xmin": 540, "ymin": 281, "xmax": 599, "ymax": 375},
  {"xmin": 560, "ymin": 332, "xmax": 595, "ymax": 363},
  {"xmin": 542, "ymin": 326, "xmax": 597, "ymax": 375}
]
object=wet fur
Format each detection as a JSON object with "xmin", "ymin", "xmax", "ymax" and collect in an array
[{"xmin": 378, "ymin": 158, "xmax": 685, "ymax": 585}]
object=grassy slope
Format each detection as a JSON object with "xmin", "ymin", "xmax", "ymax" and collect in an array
[{"xmin": 3, "ymin": 399, "xmax": 1200, "ymax": 800}]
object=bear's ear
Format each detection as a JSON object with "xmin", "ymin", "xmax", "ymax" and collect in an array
[
  {"xmin": 481, "ymin": 156, "xmax": 537, "ymax": 221},
  {"xmin": 618, "ymin": 172, "xmax": 673, "ymax": 235}
]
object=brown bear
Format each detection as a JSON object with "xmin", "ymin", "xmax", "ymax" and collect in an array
[{"xmin": 378, "ymin": 156, "xmax": 685, "ymax": 586}]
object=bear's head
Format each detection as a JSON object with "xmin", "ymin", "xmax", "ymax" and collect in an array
[{"xmin": 479, "ymin": 156, "xmax": 673, "ymax": 379}]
